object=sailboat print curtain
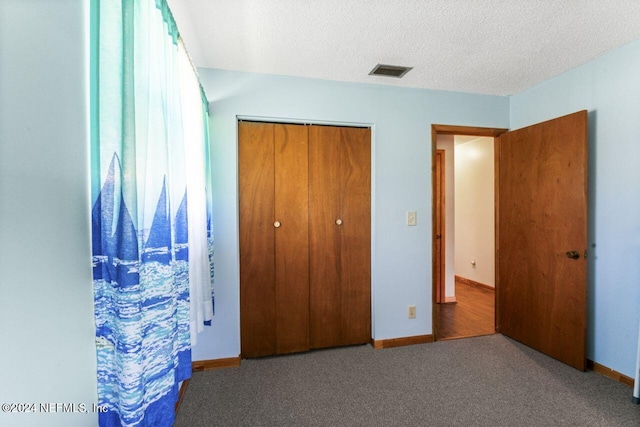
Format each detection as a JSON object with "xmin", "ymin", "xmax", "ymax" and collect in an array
[{"xmin": 90, "ymin": 0, "xmax": 213, "ymax": 426}]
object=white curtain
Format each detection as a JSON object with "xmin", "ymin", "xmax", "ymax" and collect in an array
[{"xmin": 179, "ymin": 42, "xmax": 214, "ymax": 344}]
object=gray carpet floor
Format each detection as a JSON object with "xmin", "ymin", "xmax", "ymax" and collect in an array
[{"xmin": 176, "ymin": 335, "xmax": 640, "ymax": 426}]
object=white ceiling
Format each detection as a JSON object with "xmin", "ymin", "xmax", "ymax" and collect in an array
[{"xmin": 167, "ymin": 0, "xmax": 640, "ymax": 96}]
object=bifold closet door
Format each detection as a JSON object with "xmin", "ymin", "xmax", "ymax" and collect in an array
[
  {"xmin": 309, "ymin": 125, "xmax": 371, "ymax": 349},
  {"xmin": 274, "ymin": 124, "xmax": 309, "ymax": 354},
  {"xmin": 239, "ymin": 121, "xmax": 309, "ymax": 358},
  {"xmin": 239, "ymin": 122, "xmax": 275, "ymax": 358}
]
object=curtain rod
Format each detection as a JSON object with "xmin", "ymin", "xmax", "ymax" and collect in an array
[
  {"xmin": 178, "ymin": 36, "xmax": 198, "ymax": 77},
  {"xmin": 178, "ymin": 36, "xmax": 209, "ymax": 104}
]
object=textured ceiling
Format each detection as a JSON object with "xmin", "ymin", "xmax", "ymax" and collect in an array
[{"xmin": 167, "ymin": 0, "xmax": 640, "ymax": 96}]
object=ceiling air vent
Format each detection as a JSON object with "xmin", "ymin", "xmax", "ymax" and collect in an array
[{"xmin": 369, "ymin": 64, "xmax": 413, "ymax": 78}]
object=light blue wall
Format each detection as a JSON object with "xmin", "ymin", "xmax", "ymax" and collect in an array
[
  {"xmin": 0, "ymin": 1, "xmax": 98, "ymax": 426},
  {"xmin": 193, "ymin": 69, "xmax": 509, "ymax": 360},
  {"xmin": 511, "ymin": 39, "xmax": 640, "ymax": 377}
]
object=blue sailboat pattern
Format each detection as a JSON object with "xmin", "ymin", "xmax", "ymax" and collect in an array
[
  {"xmin": 205, "ymin": 207, "xmax": 215, "ymax": 324},
  {"xmin": 92, "ymin": 153, "xmax": 190, "ymax": 427}
]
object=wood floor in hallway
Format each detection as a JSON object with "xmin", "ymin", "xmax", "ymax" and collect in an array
[{"xmin": 436, "ymin": 280, "xmax": 496, "ymax": 340}]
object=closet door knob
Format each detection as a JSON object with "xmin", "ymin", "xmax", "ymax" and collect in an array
[
  {"xmin": 274, "ymin": 221, "xmax": 281, "ymax": 228},
  {"xmin": 335, "ymin": 219, "xmax": 343, "ymax": 226}
]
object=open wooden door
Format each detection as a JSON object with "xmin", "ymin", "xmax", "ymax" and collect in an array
[{"xmin": 497, "ymin": 110, "xmax": 588, "ymax": 371}]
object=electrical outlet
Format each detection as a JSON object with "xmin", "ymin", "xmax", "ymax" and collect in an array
[
  {"xmin": 407, "ymin": 211, "xmax": 417, "ymax": 226},
  {"xmin": 408, "ymin": 305, "xmax": 416, "ymax": 319}
]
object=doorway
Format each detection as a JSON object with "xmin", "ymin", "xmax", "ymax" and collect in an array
[
  {"xmin": 431, "ymin": 113, "xmax": 588, "ymax": 370},
  {"xmin": 431, "ymin": 125, "xmax": 507, "ymax": 341}
]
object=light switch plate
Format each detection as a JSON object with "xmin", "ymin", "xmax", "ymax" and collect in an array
[
  {"xmin": 407, "ymin": 211, "xmax": 417, "ymax": 226},
  {"xmin": 408, "ymin": 305, "xmax": 416, "ymax": 319}
]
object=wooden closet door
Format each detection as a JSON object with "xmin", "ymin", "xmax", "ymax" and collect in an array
[
  {"xmin": 309, "ymin": 125, "xmax": 342, "ymax": 348},
  {"xmin": 309, "ymin": 125, "xmax": 371, "ymax": 348},
  {"xmin": 239, "ymin": 122, "xmax": 310, "ymax": 357},
  {"xmin": 239, "ymin": 121, "xmax": 276, "ymax": 358},
  {"xmin": 274, "ymin": 124, "xmax": 310, "ymax": 354},
  {"xmin": 339, "ymin": 127, "xmax": 371, "ymax": 345}
]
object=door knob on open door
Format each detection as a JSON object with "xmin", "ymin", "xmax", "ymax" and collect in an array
[{"xmin": 566, "ymin": 250, "xmax": 580, "ymax": 259}]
